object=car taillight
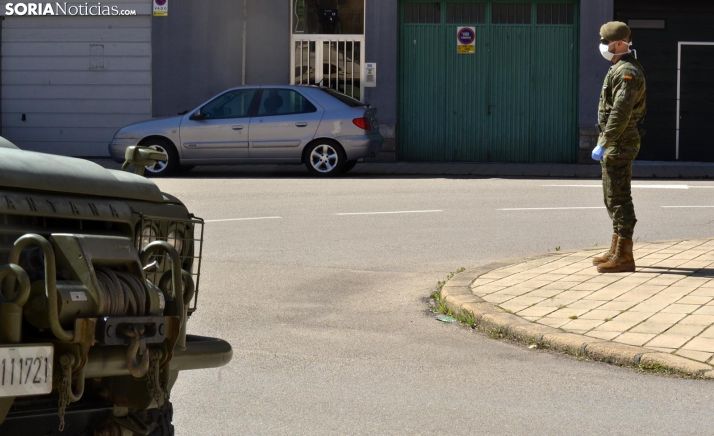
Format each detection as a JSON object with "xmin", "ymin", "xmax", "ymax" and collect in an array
[{"xmin": 352, "ymin": 117, "xmax": 370, "ymax": 130}]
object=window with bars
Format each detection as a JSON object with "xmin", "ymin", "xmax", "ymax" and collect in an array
[
  {"xmin": 446, "ymin": 3, "xmax": 486, "ymax": 24},
  {"xmin": 537, "ymin": 3, "xmax": 574, "ymax": 24},
  {"xmin": 492, "ymin": 3, "xmax": 531, "ymax": 24},
  {"xmin": 403, "ymin": 2, "xmax": 441, "ymax": 24}
]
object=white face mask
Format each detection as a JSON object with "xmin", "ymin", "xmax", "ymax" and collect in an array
[{"xmin": 599, "ymin": 41, "xmax": 631, "ymax": 61}]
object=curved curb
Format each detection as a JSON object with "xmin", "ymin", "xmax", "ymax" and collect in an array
[{"xmin": 440, "ymin": 259, "xmax": 714, "ymax": 380}]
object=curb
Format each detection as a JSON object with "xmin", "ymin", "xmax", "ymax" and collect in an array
[{"xmin": 439, "ymin": 258, "xmax": 714, "ymax": 379}]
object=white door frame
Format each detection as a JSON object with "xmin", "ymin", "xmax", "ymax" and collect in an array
[
  {"xmin": 676, "ymin": 41, "xmax": 714, "ymax": 160},
  {"xmin": 289, "ymin": 0, "xmax": 366, "ymax": 100}
]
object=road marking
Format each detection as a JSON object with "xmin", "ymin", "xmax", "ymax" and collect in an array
[
  {"xmin": 661, "ymin": 206, "xmax": 714, "ymax": 209},
  {"xmin": 498, "ymin": 207, "xmax": 606, "ymax": 211},
  {"xmin": 336, "ymin": 209, "xmax": 444, "ymax": 216},
  {"xmin": 542, "ymin": 184, "xmax": 694, "ymax": 189},
  {"xmin": 205, "ymin": 216, "xmax": 283, "ymax": 223}
]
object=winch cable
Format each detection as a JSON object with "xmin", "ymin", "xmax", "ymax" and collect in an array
[{"xmin": 95, "ymin": 267, "xmax": 149, "ymax": 316}]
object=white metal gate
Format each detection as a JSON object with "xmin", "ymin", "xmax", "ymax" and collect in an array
[{"xmin": 290, "ymin": 35, "xmax": 365, "ymax": 101}]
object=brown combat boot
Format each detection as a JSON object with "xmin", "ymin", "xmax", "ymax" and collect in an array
[
  {"xmin": 593, "ymin": 233, "xmax": 619, "ymax": 265},
  {"xmin": 597, "ymin": 237, "xmax": 635, "ymax": 273}
]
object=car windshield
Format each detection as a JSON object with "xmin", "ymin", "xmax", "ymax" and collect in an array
[{"xmin": 320, "ymin": 88, "xmax": 363, "ymax": 107}]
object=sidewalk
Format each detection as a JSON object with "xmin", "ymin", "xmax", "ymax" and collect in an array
[
  {"xmin": 440, "ymin": 239, "xmax": 714, "ymax": 378},
  {"xmin": 87, "ymin": 158, "xmax": 714, "ymax": 179}
]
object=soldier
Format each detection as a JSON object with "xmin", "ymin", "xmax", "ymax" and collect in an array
[{"xmin": 591, "ymin": 21, "xmax": 647, "ymax": 273}]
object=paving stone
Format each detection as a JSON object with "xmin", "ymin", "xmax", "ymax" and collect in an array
[
  {"xmin": 598, "ymin": 301, "xmax": 637, "ymax": 311},
  {"xmin": 499, "ymin": 302, "xmax": 529, "ymax": 313},
  {"xmin": 483, "ymin": 294, "xmax": 514, "ymax": 304},
  {"xmin": 586, "ymin": 330, "xmax": 619, "ymax": 340},
  {"xmin": 570, "ymin": 282, "xmax": 607, "ymax": 292},
  {"xmin": 562, "ymin": 318, "xmax": 604, "ymax": 331},
  {"xmin": 680, "ymin": 314, "xmax": 714, "ymax": 326},
  {"xmin": 648, "ymin": 312, "xmax": 688, "ymax": 324},
  {"xmin": 664, "ymin": 324, "xmax": 707, "ymax": 336},
  {"xmin": 699, "ymin": 325, "xmax": 714, "ymax": 338},
  {"xmin": 528, "ymin": 288, "xmax": 564, "ymax": 298},
  {"xmin": 692, "ymin": 305, "xmax": 714, "ymax": 316},
  {"xmin": 593, "ymin": 320, "xmax": 640, "ymax": 332},
  {"xmin": 646, "ymin": 334, "xmax": 692, "ymax": 349},
  {"xmin": 690, "ymin": 288, "xmax": 714, "ymax": 297},
  {"xmin": 660, "ymin": 304, "xmax": 701, "ymax": 314},
  {"xmin": 611, "ymin": 311, "xmax": 653, "ymax": 322},
  {"xmin": 538, "ymin": 317, "xmax": 571, "ymax": 328},
  {"xmin": 682, "ymin": 337, "xmax": 714, "ymax": 352},
  {"xmin": 545, "ymin": 307, "xmax": 591, "ymax": 319},
  {"xmin": 579, "ymin": 309, "xmax": 621, "ymax": 321},
  {"xmin": 677, "ymin": 296, "xmax": 712, "ymax": 305},
  {"xmin": 517, "ymin": 305, "xmax": 559, "ymax": 317},
  {"xmin": 675, "ymin": 349, "xmax": 713, "ymax": 364},
  {"xmin": 630, "ymin": 322, "xmax": 676, "ymax": 335},
  {"xmin": 628, "ymin": 301, "xmax": 671, "ymax": 313},
  {"xmin": 615, "ymin": 332, "xmax": 657, "ymax": 346},
  {"xmin": 566, "ymin": 299, "xmax": 606, "ymax": 310},
  {"xmin": 506, "ymin": 295, "xmax": 547, "ymax": 307}
]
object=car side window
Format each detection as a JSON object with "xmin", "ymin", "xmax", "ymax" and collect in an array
[
  {"xmin": 256, "ymin": 89, "xmax": 317, "ymax": 117},
  {"xmin": 202, "ymin": 89, "xmax": 257, "ymax": 119}
]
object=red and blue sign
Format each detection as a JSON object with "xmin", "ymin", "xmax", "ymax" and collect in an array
[{"xmin": 456, "ymin": 27, "xmax": 477, "ymax": 54}]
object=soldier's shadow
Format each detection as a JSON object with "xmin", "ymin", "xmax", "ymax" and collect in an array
[{"xmin": 638, "ymin": 267, "xmax": 714, "ymax": 278}]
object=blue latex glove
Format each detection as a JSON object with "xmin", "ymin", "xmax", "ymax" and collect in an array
[{"xmin": 591, "ymin": 143, "xmax": 605, "ymax": 161}]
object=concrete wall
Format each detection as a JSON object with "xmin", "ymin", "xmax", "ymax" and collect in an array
[
  {"xmin": 578, "ymin": 0, "xmax": 613, "ymax": 161},
  {"xmin": 364, "ymin": 0, "xmax": 398, "ymax": 152}
]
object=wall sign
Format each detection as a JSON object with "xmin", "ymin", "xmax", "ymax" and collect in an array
[
  {"xmin": 153, "ymin": 0, "xmax": 168, "ymax": 17},
  {"xmin": 365, "ymin": 62, "xmax": 377, "ymax": 87},
  {"xmin": 456, "ymin": 27, "xmax": 476, "ymax": 54}
]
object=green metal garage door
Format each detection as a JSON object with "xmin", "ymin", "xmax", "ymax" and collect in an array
[{"xmin": 399, "ymin": 0, "xmax": 578, "ymax": 162}]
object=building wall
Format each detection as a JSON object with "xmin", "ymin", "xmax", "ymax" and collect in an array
[
  {"xmin": 577, "ymin": 0, "xmax": 613, "ymax": 162},
  {"xmin": 364, "ymin": 0, "xmax": 398, "ymax": 152},
  {"xmin": 153, "ymin": 0, "xmax": 290, "ymax": 117},
  {"xmin": 0, "ymin": 0, "xmax": 152, "ymax": 156}
]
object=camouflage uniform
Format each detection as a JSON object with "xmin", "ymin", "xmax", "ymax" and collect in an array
[{"xmin": 598, "ymin": 54, "xmax": 647, "ymax": 239}]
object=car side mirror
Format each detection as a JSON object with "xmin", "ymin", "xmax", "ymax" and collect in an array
[{"xmin": 190, "ymin": 111, "xmax": 207, "ymax": 121}]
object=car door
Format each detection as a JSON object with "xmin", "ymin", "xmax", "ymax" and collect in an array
[
  {"xmin": 179, "ymin": 88, "xmax": 258, "ymax": 160},
  {"xmin": 248, "ymin": 88, "xmax": 321, "ymax": 160}
]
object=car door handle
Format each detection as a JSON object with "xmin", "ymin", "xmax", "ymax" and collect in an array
[
  {"xmin": 232, "ymin": 125, "xmax": 244, "ymax": 130},
  {"xmin": 295, "ymin": 122, "xmax": 308, "ymax": 127}
]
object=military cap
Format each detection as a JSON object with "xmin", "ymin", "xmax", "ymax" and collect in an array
[{"xmin": 600, "ymin": 21, "xmax": 631, "ymax": 42}]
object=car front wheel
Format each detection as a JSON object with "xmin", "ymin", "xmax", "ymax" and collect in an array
[
  {"xmin": 305, "ymin": 141, "xmax": 346, "ymax": 177},
  {"xmin": 139, "ymin": 139, "xmax": 179, "ymax": 177}
]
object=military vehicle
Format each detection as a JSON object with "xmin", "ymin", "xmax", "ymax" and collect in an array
[{"xmin": 0, "ymin": 137, "xmax": 232, "ymax": 435}]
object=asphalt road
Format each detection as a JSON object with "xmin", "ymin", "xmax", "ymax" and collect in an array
[{"xmin": 154, "ymin": 169, "xmax": 714, "ymax": 435}]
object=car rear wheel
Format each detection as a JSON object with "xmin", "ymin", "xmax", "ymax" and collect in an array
[
  {"xmin": 305, "ymin": 141, "xmax": 346, "ymax": 177},
  {"xmin": 139, "ymin": 139, "xmax": 179, "ymax": 177}
]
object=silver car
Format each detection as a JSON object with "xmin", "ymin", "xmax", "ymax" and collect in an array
[{"xmin": 109, "ymin": 85, "xmax": 382, "ymax": 176}]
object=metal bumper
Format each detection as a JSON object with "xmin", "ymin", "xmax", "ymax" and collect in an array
[{"xmin": 84, "ymin": 334, "xmax": 232, "ymax": 378}]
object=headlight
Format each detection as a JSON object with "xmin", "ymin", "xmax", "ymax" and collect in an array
[
  {"xmin": 167, "ymin": 224, "xmax": 185, "ymax": 256},
  {"xmin": 136, "ymin": 222, "xmax": 159, "ymax": 250}
]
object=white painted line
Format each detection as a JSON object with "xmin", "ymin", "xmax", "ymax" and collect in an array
[
  {"xmin": 205, "ymin": 216, "xmax": 283, "ymax": 223},
  {"xmin": 498, "ymin": 207, "xmax": 605, "ymax": 211},
  {"xmin": 336, "ymin": 209, "xmax": 444, "ymax": 216},
  {"xmin": 542, "ymin": 184, "xmax": 692, "ymax": 189},
  {"xmin": 661, "ymin": 206, "xmax": 714, "ymax": 209}
]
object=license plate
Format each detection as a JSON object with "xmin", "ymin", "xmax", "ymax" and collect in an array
[{"xmin": 0, "ymin": 345, "xmax": 53, "ymax": 398}]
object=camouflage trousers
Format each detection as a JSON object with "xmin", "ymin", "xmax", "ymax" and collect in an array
[{"xmin": 601, "ymin": 148, "xmax": 638, "ymax": 239}]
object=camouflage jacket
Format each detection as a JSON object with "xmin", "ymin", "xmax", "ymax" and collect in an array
[{"xmin": 598, "ymin": 54, "xmax": 647, "ymax": 152}]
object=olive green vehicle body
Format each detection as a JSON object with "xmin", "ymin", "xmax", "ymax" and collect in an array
[{"xmin": 0, "ymin": 138, "xmax": 231, "ymax": 434}]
